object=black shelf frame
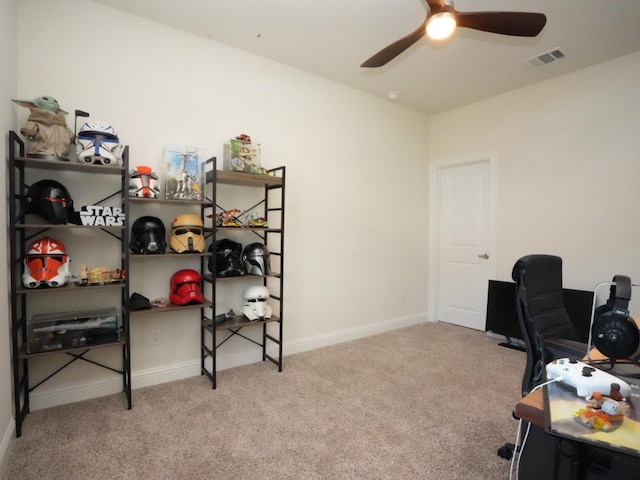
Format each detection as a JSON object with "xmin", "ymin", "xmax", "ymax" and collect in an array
[
  {"xmin": 201, "ymin": 162, "xmax": 286, "ymax": 388},
  {"xmin": 8, "ymin": 131, "xmax": 132, "ymax": 437}
]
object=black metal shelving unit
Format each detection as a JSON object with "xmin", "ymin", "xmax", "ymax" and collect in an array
[
  {"xmin": 201, "ymin": 162, "xmax": 286, "ymax": 388},
  {"xmin": 8, "ymin": 131, "xmax": 132, "ymax": 437}
]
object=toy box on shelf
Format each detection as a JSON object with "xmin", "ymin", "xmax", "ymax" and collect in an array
[
  {"xmin": 223, "ymin": 137, "xmax": 262, "ymax": 173},
  {"xmin": 162, "ymin": 144, "xmax": 205, "ymax": 201},
  {"xmin": 27, "ymin": 307, "xmax": 119, "ymax": 353}
]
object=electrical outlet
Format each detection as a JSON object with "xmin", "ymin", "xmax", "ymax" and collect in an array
[
  {"xmin": 150, "ymin": 327, "xmax": 161, "ymax": 346},
  {"xmin": 400, "ymin": 294, "xmax": 406, "ymax": 304}
]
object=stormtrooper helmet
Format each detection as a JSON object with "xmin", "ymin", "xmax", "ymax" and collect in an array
[
  {"xmin": 130, "ymin": 216, "xmax": 167, "ymax": 254},
  {"xmin": 129, "ymin": 166, "xmax": 160, "ymax": 198},
  {"xmin": 76, "ymin": 121, "xmax": 123, "ymax": 166},
  {"xmin": 169, "ymin": 269, "xmax": 203, "ymax": 306},
  {"xmin": 169, "ymin": 213, "xmax": 205, "ymax": 253},
  {"xmin": 22, "ymin": 237, "xmax": 70, "ymax": 288},
  {"xmin": 242, "ymin": 285, "xmax": 272, "ymax": 321}
]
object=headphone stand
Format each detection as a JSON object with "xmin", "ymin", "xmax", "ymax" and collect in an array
[{"xmin": 586, "ymin": 280, "xmax": 640, "ymax": 367}]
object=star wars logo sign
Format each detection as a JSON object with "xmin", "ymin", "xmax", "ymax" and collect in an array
[{"xmin": 79, "ymin": 206, "xmax": 125, "ymax": 226}]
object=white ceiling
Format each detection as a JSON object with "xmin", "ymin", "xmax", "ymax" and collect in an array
[{"xmin": 93, "ymin": 0, "xmax": 640, "ymax": 115}]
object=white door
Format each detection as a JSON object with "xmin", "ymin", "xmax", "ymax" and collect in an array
[{"xmin": 435, "ymin": 160, "xmax": 493, "ymax": 330}]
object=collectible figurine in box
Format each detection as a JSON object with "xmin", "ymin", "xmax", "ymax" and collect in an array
[
  {"xmin": 27, "ymin": 307, "xmax": 119, "ymax": 353},
  {"xmin": 163, "ymin": 144, "xmax": 205, "ymax": 200},
  {"xmin": 223, "ymin": 135, "xmax": 261, "ymax": 173}
]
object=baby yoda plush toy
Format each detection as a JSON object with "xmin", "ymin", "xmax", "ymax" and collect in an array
[{"xmin": 12, "ymin": 95, "xmax": 75, "ymax": 160}]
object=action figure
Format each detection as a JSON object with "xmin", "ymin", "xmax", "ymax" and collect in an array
[{"xmin": 12, "ymin": 95, "xmax": 74, "ymax": 160}]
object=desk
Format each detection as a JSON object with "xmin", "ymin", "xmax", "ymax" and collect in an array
[{"xmin": 515, "ymin": 379, "xmax": 640, "ymax": 480}]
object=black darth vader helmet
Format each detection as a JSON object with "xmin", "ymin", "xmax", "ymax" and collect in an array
[
  {"xmin": 24, "ymin": 179, "xmax": 79, "ymax": 224},
  {"xmin": 129, "ymin": 216, "xmax": 167, "ymax": 254}
]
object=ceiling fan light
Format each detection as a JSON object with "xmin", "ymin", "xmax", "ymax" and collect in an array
[{"xmin": 426, "ymin": 12, "xmax": 457, "ymax": 40}]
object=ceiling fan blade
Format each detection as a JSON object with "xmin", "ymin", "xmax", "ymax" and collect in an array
[
  {"xmin": 455, "ymin": 11, "xmax": 547, "ymax": 37},
  {"xmin": 426, "ymin": 0, "xmax": 445, "ymax": 8},
  {"xmin": 360, "ymin": 20, "xmax": 427, "ymax": 68}
]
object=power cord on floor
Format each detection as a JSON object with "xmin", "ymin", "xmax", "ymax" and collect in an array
[{"xmin": 508, "ymin": 377, "xmax": 564, "ymax": 480}]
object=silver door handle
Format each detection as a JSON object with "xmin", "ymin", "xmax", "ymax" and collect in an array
[{"xmin": 478, "ymin": 253, "xmax": 489, "ymax": 259}]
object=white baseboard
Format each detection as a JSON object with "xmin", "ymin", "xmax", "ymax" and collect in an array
[
  {"xmin": 29, "ymin": 313, "xmax": 428, "ymax": 411},
  {"xmin": 283, "ymin": 313, "xmax": 428, "ymax": 356},
  {"xmin": 0, "ymin": 416, "xmax": 15, "ymax": 479}
]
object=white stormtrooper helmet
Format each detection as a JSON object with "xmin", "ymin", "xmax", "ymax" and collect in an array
[
  {"xmin": 76, "ymin": 121, "xmax": 123, "ymax": 166},
  {"xmin": 241, "ymin": 285, "xmax": 272, "ymax": 321}
]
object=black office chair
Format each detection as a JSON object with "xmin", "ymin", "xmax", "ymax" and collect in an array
[
  {"xmin": 497, "ymin": 254, "xmax": 588, "ymax": 460},
  {"xmin": 512, "ymin": 254, "xmax": 588, "ymax": 396}
]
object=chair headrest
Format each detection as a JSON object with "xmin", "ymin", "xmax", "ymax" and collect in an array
[{"xmin": 512, "ymin": 254, "xmax": 563, "ymax": 285}]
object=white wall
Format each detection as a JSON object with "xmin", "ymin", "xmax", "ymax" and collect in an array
[
  {"xmin": 14, "ymin": 0, "xmax": 430, "ymax": 409},
  {"xmin": 428, "ymin": 51, "xmax": 640, "ymax": 308},
  {"xmin": 0, "ymin": 0, "xmax": 18, "ymax": 472}
]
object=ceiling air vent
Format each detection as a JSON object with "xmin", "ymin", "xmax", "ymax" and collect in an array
[{"xmin": 526, "ymin": 48, "xmax": 566, "ymax": 67}]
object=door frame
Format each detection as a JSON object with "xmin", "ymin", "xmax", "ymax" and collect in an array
[{"xmin": 427, "ymin": 153, "xmax": 498, "ymax": 325}]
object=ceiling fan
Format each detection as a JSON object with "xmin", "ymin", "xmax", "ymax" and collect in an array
[{"xmin": 361, "ymin": 0, "xmax": 546, "ymax": 68}]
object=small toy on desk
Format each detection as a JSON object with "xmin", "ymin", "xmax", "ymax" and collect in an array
[
  {"xmin": 574, "ymin": 392, "xmax": 629, "ymax": 432},
  {"xmin": 12, "ymin": 95, "xmax": 75, "ymax": 160},
  {"xmin": 608, "ymin": 383, "xmax": 626, "ymax": 401}
]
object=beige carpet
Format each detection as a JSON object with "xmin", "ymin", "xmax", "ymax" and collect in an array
[{"xmin": 4, "ymin": 322, "xmax": 525, "ymax": 479}]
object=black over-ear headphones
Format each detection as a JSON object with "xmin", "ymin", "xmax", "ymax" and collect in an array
[{"xmin": 592, "ymin": 275, "xmax": 639, "ymax": 362}]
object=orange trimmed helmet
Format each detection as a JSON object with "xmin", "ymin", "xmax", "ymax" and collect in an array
[
  {"xmin": 22, "ymin": 237, "xmax": 70, "ymax": 288},
  {"xmin": 129, "ymin": 165, "xmax": 160, "ymax": 198},
  {"xmin": 169, "ymin": 269, "xmax": 203, "ymax": 305}
]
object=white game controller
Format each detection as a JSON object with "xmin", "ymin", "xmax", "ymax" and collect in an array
[{"xmin": 545, "ymin": 358, "xmax": 632, "ymax": 399}]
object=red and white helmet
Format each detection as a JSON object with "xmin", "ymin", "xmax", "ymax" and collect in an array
[
  {"xmin": 129, "ymin": 165, "xmax": 160, "ymax": 198},
  {"xmin": 169, "ymin": 269, "xmax": 203, "ymax": 305},
  {"xmin": 22, "ymin": 237, "xmax": 70, "ymax": 288}
]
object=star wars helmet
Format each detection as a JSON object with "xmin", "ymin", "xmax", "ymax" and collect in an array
[
  {"xmin": 22, "ymin": 237, "xmax": 70, "ymax": 288},
  {"xmin": 129, "ymin": 165, "xmax": 160, "ymax": 198},
  {"xmin": 130, "ymin": 216, "xmax": 167, "ymax": 254},
  {"xmin": 169, "ymin": 269, "xmax": 203, "ymax": 306},
  {"xmin": 242, "ymin": 285, "xmax": 272, "ymax": 321},
  {"xmin": 169, "ymin": 213, "xmax": 205, "ymax": 253},
  {"xmin": 76, "ymin": 121, "xmax": 123, "ymax": 166},
  {"xmin": 242, "ymin": 243, "xmax": 271, "ymax": 276},
  {"xmin": 208, "ymin": 239, "xmax": 244, "ymax": 277},
  {"xmin": 24, "ymin": 179, "xmax": 79, "ymax": 224}
]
